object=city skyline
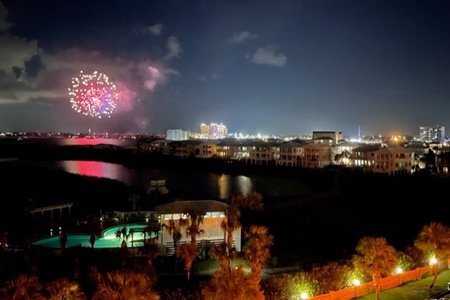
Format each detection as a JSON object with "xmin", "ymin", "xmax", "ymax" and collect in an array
[{"xmin": 0, "ymin": 0, "xmax": 449, "ymax": 137}]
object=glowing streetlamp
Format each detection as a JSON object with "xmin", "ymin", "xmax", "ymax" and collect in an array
[
  {"xmin": 396, "ymin": 267, "xmax": 403, "ymax": 285},
  {"xmin": 354, "ymin": 279, "xmax": 361, "ymax": 298},
  {"xmin": 300, "ymin": 292, "xmax": 309, "ymax": 299},
  {"xmin": 430, "ymin": 257, "xmax": 438, "ymax": 265},
  {"xmin": 430, "ymin": 257, "xmax": 438, "ymax": 276}
]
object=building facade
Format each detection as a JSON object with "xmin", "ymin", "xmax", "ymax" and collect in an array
[
  {"xmin": 166, "ymin": 129, "xmax": 190, "ymax": 141},
  {"xmin": 419, "ymin": 125, "xmax": 445, "ymax": 143},
  {"xmin": 200, "ymin": 122, "xmax": 228, "ymax": 139}
]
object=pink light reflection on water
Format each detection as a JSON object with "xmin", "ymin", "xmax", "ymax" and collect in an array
[
  {"xmin": 58, "ymin": 138, "xmax": 134, "ymax": 147},
  {"xmin": 59, "ymin": 160, "xmax": 131, "ymax": 183}
]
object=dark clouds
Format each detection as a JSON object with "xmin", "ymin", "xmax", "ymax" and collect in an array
[{"xmin": 0, "ymin": 0, "xmax": 182, "ymax": 132}]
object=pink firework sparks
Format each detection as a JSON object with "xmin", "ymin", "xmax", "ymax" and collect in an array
[{"xmin": 68, "ymin": 70, "xmax": 118, "ymax": 118}]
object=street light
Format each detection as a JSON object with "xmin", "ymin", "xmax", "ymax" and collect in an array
[
  {"xmin": 430, "ymin": 257, "xmax": 438, "ymax": 265},
  {"xmin": 354, "ymin": 279, "xmax": 361, "ymax": 298},
  {"xmin": 430, "ymin": 256, "xmax": 438, "ymax": 277}
]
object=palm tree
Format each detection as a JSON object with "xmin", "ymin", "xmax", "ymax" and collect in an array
[
  {"xmin": 176, "ymin": 243, "xmax": 198, "ymax": 281},
  {"xmin": 243, "ymin": 225, "xmax": 274, "ymax": 285},
  {"xmin": 92, "ymin": 269, "xmax": 159, "ymax": 300},
  {"xmin": 0, "ymin": 274, "xmax": 46, "ymax": 300},
  {"xmin": 162, "ymin": 217, "xmax": 183, "ymax": 256},
  {"xmin": 60, "ymin": 231, "xmax": 68, "ymax": 250},
  {"xmin": 45, "ymin": 278, "xmax": 87, "ymax": 300},
  {"xmin": 176, "ymin": 209, "xmax": 205, "ymax": 280},
  {"xmin": 90, "ymin": 233, "xmax": 96, "ymax": 248},
  {"xmin": 221, "ymin": 192, "xmax": 264, "ymax": 269},
  {"xmin": 179, "ymin": 209, "xmax": 204, "ymax": 246},
  {"xmin": 127, "ymin": 193, "xmax": 140, "ymax": 211},
  {"xmin": 414, "ymin": 221, "xmax": 450, "ymax": 289},
  {"xmin": 209, "ymin": 242, "xmax": 228, "ymax": 271},
  {"xmin": 352, "ymin": 236, "xmax": 397, "ymax": 300},
  {"xmin": 162, "ymin": 216, "xmax": 184, "ymax": 272},
  {"xmin": 201, "ymin": 266, "xmax": 264, "ymax": 300}
]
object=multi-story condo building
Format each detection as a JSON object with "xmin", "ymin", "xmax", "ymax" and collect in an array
[
  {"xmin": 276, "ymin": 141, "xmax": 305, "ymax": 167},
  {"xmin": 166, "ymin": 129, "xmax": 190, "ymax": 141},
  {"xmin": 214, "ymin": 139, "xmax": 250, "ymax": 160},
  {"xmin": 351, "ymin": 145, "xmax": 381, "ymax": 168},
  {"xmin": 419, "ymin": 125, "xmax": 445, "ymax": 143},
  {"xmin": 301, "ymin": 143, "xmax": 333, "ymax": 168},
  {"xmin": 247, "ymin": 141, "xmax": 279, "ymax": 166},
  {"xmin": 137, "ymin": 135, "xmax": 417, "ymax": 176},
  {"xmin": 436, "ymin": 151, "xmax": 450, "ymax": 174},
  {"xmin": 172, "ymin": 140, "xmax": 203, "ymax": 158},
  {"xmin": 195, "ymin": 140, "xmax": 220, "ymax": 158},
  {"xmin": 369, "ymin": 146, "xmax": 414, "ymax": 175},
  {"xmin": 138, "ymin": 138, "xmax": 172, "ymax": 155}
]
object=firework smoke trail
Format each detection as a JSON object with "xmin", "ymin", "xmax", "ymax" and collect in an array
[{"xmin": 112, "ymin": 63, "xmax": 163, "ymax": 113}]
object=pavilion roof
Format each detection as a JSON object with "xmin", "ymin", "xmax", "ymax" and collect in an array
[{"xmin": 155, "ymin": 200, "xmax": 228, "ymax": 214}]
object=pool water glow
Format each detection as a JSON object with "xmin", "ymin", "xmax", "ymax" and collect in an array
[{"xmin": 32, "ymin": 224, "xmax": 156, "ymax": 249}]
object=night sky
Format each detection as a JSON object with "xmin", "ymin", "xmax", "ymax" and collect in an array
[{"xmin": 0, "ymin": 0, "xmax": 449, "ymax": 137}]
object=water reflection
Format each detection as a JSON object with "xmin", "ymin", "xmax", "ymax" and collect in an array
[
  {"xmin": 59, "ymin": 160, "xmax": 132, "ymax": 183},
  {"xmin": 18, "ymin": 159, "xmax": 311, "ymax": 201},
  {"xmin": 54, "ymin": 161, "xmax": 253, "ymax": 200},
  {"xmin": 57, "ymin": 138, "xmax": 136, "ymax": 147},
  {"xmin": 5, "ymin": 138, "xmax": 312, "ymax": 200},
  {"xmin": 218, "ymin": 175, "xmax": 229, "ymax": 199},
  {"xmin": 218, "ymin": 174, "xmax": 253, "ymax": 199},
  {"xmin": 236, "ymin": 175, "xmax": 252, "ymax": 195}
]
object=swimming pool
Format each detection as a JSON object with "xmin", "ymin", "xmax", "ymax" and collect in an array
[{"xmin": 32, "ymin": 223, "xmax": 157, "ymax": 249}]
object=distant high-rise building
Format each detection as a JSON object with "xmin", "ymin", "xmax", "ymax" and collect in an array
[
  {"xmin": 200, "ymin": 123, "xmax": 210, "ymax": 137},
  {"xmin": 166, "ymin": 129, "xmax": 190, "ymax": 141},
  {"xmin": 419, "ymin": 125, "xmax": 445, "ymax": 143},
  {"xmin": 199, "ymin": 122, "xmax": 228, "ymax": 139},
  {"xmin": 312, "ymin": 131, "xmax": 343, "ymax": 144}
]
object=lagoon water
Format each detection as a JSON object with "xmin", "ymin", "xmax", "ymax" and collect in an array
[{"xmin": 4, "ymin": 137, "xmax": 314, "ymax": 200}]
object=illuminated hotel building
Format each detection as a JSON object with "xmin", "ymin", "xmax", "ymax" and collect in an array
[
  {"xmin": 419, "ymin": 125, "xmax": 445, "ymax": 143},
  {"xmin": 200, "ymin": 122, "xmax": 228, "ymax": 139}
]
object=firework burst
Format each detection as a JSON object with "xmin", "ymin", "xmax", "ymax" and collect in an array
[{"xmin": 68, "ymin": 70, "xmax": 118, "ymax": 118}]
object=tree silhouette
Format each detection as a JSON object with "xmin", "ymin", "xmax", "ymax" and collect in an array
[
  {"xmin": 220, "ymin": 192, "xmax": 264, "ymax": 269},
  {"xmin": 92, "ymin": 269, "xmax": 159, "ymax": 300},
  {"xmin": 0, "ymin": 274, "xmax": 46, "ymax": 300},
  {"xmin": 243, "ymin": 225, "xmax": 273, "ymax": 286},
  {"xmin": 90, "ymin": 233, "xmax": 96, "ymax": 248},
  {"xmin": 60, "ymin": 232, "xmax": 68, "ymax": 250},
  {"xmin": 45, "ymin": 277, "xmax": 87, "ymax": 300},
  {"xmin": 352, "ymin": 236, "xmax": 397, "ymax": 300},
  {"xmin": 414, "ymin": 221, "xmax": 450, "ymax": 289},
  {"xmin": 176, "ymin": 243, "xmax": 198, "ymax": 281},
  {"xmin": 176, "ymin": 209, "xmax": 204, "ymax": 281},
  {"xmin": 201, "ymin": 266, "xmax": 264, "ymax": 300},
  {"xmin": 162, "ymin": 217, "xmax": 182, "ymax": 256},
  {"xmin": 127, "ymin": 193, "xmax": 140, "ymax": 211}
]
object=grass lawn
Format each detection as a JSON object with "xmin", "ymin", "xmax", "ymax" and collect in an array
[{"xmin": 356, "ymin": 269, "xmax": 450, "ymax": 300}]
